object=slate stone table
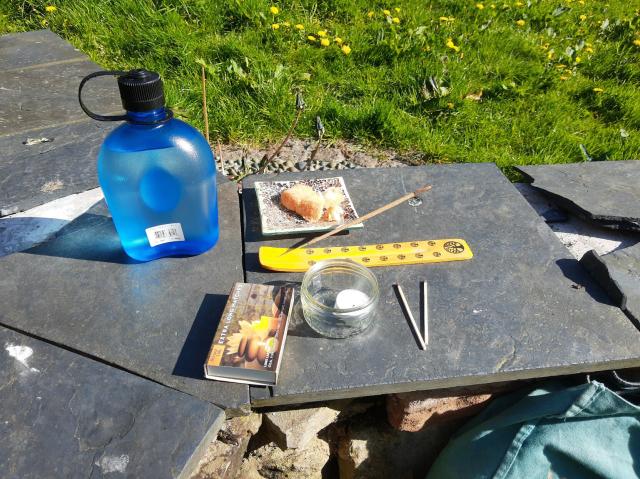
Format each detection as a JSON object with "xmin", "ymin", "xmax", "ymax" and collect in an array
[
  {"xmin": 581, "ymin": 242, "xmax": 640, "ymax": 328},
  {"xmin": 0, "ymin": 29, "xmax": 120, "ymax": 216},
  {"xmin": 243, "ymin": 164, "xmax": 640, "ymax": 407},
  {"xmin": 0, "ymin": 326, "xmax": 224, "ymax": 478},
  {"xmin": 516, "ymin": 161, "xmax": 640, "ymax": 232},
  {"xmin": 0, "ymin": 177, "xmax": 250, "ymax": 413}
]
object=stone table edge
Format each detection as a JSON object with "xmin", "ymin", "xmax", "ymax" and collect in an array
[{"xmin": 250, "ymin": 356, "xmax": 640, "ymax": 407}]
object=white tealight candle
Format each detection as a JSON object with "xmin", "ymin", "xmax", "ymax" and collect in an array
[{"xmin": 335, "ymin": 289, "xmax": 370, "ymax": 310}]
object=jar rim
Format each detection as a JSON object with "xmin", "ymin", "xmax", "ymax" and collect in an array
[{"xmin": 300, "ymin": 259, "xmax": 379, "ymax": 313}]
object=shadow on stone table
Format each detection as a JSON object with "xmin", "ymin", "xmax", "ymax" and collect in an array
[
  {"xmin": 555, "ymin": 258, "xmax": 616, "ymax": 306},
  {"xmin": 0, "ymin": 216, "xmax": 68, "ymax": 257},
  {"xmin": 14, "ymin": 201, "xmax": 139, "ymax": 264},
  {"xmin": 172, "ymin": 293, "xmax": 228, "ymax": 381}
]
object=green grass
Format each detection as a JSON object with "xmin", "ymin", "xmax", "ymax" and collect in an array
[{"xmin": 2, "ymin": 0, "xmax": 640, "ymax": 171}]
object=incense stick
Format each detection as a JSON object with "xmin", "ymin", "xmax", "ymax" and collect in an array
[
  {"xmin": 422, "ymin": 281, "xmax": 429, "ymax": 345},
  {"xmin": 394, "ymin": 284, "xmax": 427, "ymax": 350},
  {"xmin": 201, "ymin": 65, "xmax": 209, "ymax": 144},
  {"xmin": 303, "ymin": 185, "xmax": 432, "ymax": 248}
]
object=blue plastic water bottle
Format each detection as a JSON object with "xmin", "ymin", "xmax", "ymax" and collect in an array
[{"xmin": 78, "ymin": 69, "xmax": 219, "ymax": 261}]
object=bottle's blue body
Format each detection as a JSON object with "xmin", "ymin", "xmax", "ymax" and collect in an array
[{"xmin": 97, "ymin": 109, "xmax": 219, "ymax": 261}]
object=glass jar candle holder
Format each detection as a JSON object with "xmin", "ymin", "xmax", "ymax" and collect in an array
[{"xmin": 301, "ymin": 259, "xmax": 379, "ymax": 338}]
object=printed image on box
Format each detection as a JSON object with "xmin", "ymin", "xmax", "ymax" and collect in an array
[{"xmin": 205, "ymin": 283, "xmax": 294, "ymax": 386}]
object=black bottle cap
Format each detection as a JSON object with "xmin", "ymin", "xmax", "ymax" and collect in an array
[{"xmin": 117, "ymin": 69, "xmax": 165, "ymax": 112}]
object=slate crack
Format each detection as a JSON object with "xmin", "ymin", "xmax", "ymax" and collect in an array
[
  {"xmin": 116, "ymin": 410, "xmax": 137, "ymax": 441},
  {"xmin": 0, "ymin": 375, "xmax": 17, "ymax": 393},
  {"xmin": 0, "ymin": 322, "xmax": 180, "ymax": 398},
  {"xmin": 495, "ymin": 336, "xmax": 517, "ymax": 372}
]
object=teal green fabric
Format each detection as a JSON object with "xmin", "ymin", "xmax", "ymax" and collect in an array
[{"xmin": 427, "ymin": 381, "xmax": 640, "ymax": 479}]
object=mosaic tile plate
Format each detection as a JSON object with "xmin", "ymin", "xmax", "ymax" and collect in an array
[{"xmin": 254, "ymin": 176, "xmax": 362, "ymax": 236}]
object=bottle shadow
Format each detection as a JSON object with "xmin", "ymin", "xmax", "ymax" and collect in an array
[{"xmin": 10, "ymin": 200, "xmax": 139, "ymax": 264}]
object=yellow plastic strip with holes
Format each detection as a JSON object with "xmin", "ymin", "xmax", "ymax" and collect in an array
[{"xmin": 259, "ymin": 239, "xmax": 473, "ymax": 272}]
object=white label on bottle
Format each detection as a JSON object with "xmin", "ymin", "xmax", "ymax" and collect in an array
[{"xmin": 145, "ymin": 223, "xmax": 185, "ymax": 247}]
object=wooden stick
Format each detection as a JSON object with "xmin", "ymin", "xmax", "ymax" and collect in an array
[
  {"xmin": 422, "ymin": 281, "xmax": 429, "ymax": 345},
  {"xmin": 308, "ymin": 116, "xmax": 325, "ymax": 167},
  {"xmin": 259, "ymin": 109, "xmax": 301, "ymax": 173},
  {"xmin": 394, "ymin": 284, "xmax": 427, "ymax": 350},
  {"xmin": 303, "ymin": 185, "xmax": 431, "ymax": 247},
  {"xmin": 201, "ymin": 65, "xmax": 209, "ymax": 144}
]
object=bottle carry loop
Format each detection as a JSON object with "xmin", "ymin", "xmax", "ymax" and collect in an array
[
  {"xmin": 78, "ymin": 70, "xmax": 128, "ymax": 121},
  {"xmin": 78, "ymin": 70, "xmax": 174, "ymax": 124}
]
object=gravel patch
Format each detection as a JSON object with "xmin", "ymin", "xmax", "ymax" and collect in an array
[{"xmin": 214, "ymin": 139, "xmax": 406, "ymax": 180}]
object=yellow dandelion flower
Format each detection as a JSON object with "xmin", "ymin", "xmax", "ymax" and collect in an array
[
  {"xmin": 447, "ymin": 102, "xmax": 454, "ymax": 109},
  {"xmin": 308, "ymin": 35, "xmax": 317, "ymax": 41},
  {"xmin": 282, "ymin": 21, "xmax": 290, "ymax": 27},
  {"xmin": 547, "ymin": 51, "xmax": 554, "ymax": 59},
  {"xmin": 295, "ymin": 23, "xmax": 304, "ymax": 30},
  {"xmin": 579, "ymin": 14, "xmax": 587, "ymax": 21},
  {"xmin": 334, "ymin": 37, "xmax": 343, "ymax": 45},
  {"xmin": 446, "ymin": 38, "xmax": 460, "ymax": 52},
  {"xmin": 318, "ymin": 30, "xmax": 327, "ymax": 37},
  {"xmin": 476, "ymin": 3, "xmax": 485, "ymax": 9},
  {"xmin": 560, "ymin": 75, "xmax": 569, "ymax": 81},
  {"xmin": 516, "ymin": 19, "xmax": 525, "ymax": 26},
  {"xmin": 578, "ymin": 0, "xmax": 584, "ymax": 4},
  {"xmin": 271, "ymin": 23, "xmax": 280, "ymax": 30},
  {"xmin": 593, "ymin": 87, "xmax": 604, "ymax": 93},
  {"xmin": 634, "ymin": 39, "xmax": 640, "ymax": 46},
  {"xmin": 395, "ymin": 7, "xmax": 401, "ymax": 12},
  {"xmin": 490, "ymin": 3, "xmax": 496, "ymax": 8},
  {"xmin": 439, "ymin": 16, "xmax": 455, "ymax": 22},
  {"xmin": 269, "ymin": 6, "xmax": 279, "ymax": 15},
  {"xmin": 575, "ymin": 56, "xmax": 582, "ymax": 63},
  {"xmin": 320, "ymin": 38, "xmax": 330, "ymax": 46},
  {"xmin": 45, "ymin": 5, "xmax": 57, "ymax": 12},
  {"xmin": 341, "ymin": 44, "xmax": 352, "ymax": 55},
  {"xmin": 585, "ymin": 46, "xmax": 594, "ymax": 53},
  {"xmin": 367, "ymin": 11, "xmax": 375, "ymax": 18},
  {"xmin": 392, "ymin": 17, "xmax": 400, "ymax": 24},
  {"xmin": 383, "ymin": 9, "xmax": 391, "ymax": 15},
  {"xmin": 514, "ymin": 0, "xmax": 523, "ymax": 5}
]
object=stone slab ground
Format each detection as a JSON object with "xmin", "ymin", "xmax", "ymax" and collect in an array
[
  {"xmin": 581, "ymin": 242, "xmax": 640, "ymax": 328},
  {"xmin": 0, "ymin": 326, "xmax": 224, "ymax": 478},
  {"xmin": 516, "ymin": 161, "xmax": 640, "ymax": 232},
  {"xmin": 0, "ymin": 176, "xmax": 249, "ymax": 412},
  {"xmin": 0, "ymin": 29, "xmax": 119, "ymax": 216},
  {"xmin": 243, "ymin": 164, "xmax": 640, "ymax": 407},
  {"xmin": 514, "ymin": 183, "xmax": 638, "ymax": 260}
]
